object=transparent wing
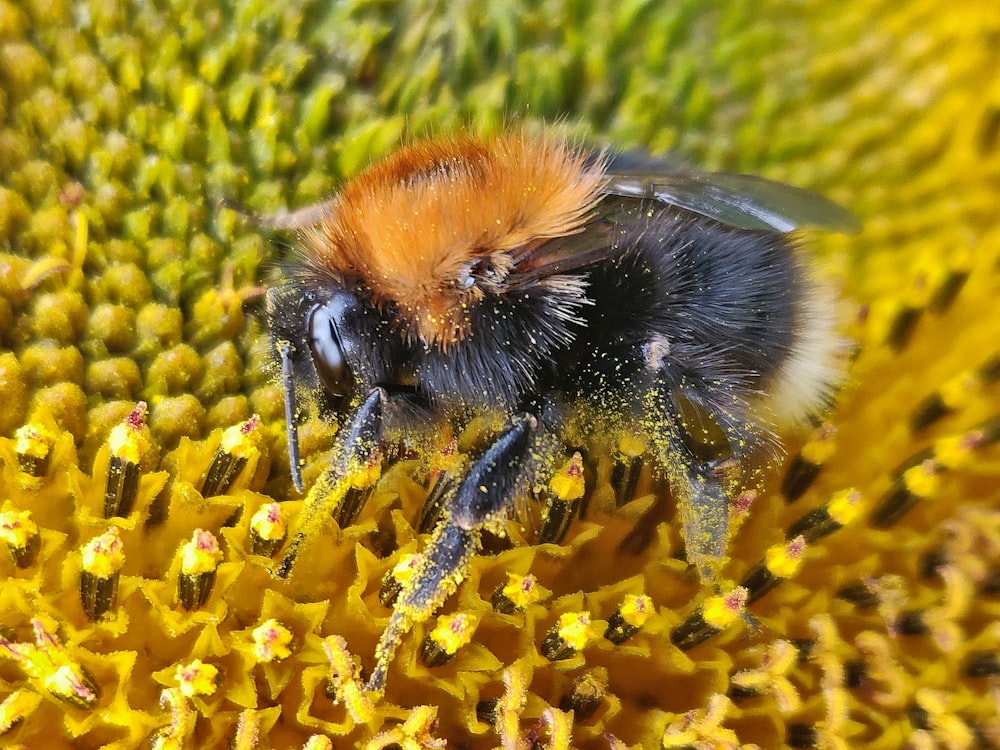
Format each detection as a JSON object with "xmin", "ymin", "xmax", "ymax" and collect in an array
[
  {"xmin": 601, "ymin": 171, "xmax": 861, "ymax": 234},
  {"xmin": 507, "ymin": 168, "xmax": 859, "ymax": 288}
]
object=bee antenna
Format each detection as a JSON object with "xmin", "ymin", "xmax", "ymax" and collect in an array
[
  {"xmin": 278, "ymin": 341, "xmax": 304, "ymax": 493},
  {"xmin": 218, "ymin": 196, "xmax": 337, "ymax": 231}
]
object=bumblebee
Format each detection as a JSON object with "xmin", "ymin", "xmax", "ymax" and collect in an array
[{"xmin": 246, "ymin": 130, "xmax": 857, "ymax": 693}]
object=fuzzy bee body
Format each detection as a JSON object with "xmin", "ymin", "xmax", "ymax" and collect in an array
[{"xmin": 251, "ymin": 130, "xmax": 856, "ymax": 693}]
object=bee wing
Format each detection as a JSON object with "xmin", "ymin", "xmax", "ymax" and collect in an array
[
  {"xmin": 508, "ymin": 169, "xmax": 859, "ymax": 289},
  {"xmin": 600, "ymin": 171, "xmax": 861, "ymax": 234}
]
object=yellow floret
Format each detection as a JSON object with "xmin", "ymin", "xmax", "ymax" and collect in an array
[
  {"xmin": 0, "ymin": 509, "xmax": 38, "ymax": 547},
  {"xmin": 80, "ymin": 527, "xmax": 125, "ymax": 578},
  {"xmin": 428, "ymin": 612, "xmax": 479, "ymax": 655},
  {"xmin": 252, "ymin": 618, "xmax": 294, "ymax": 662},
  {"xmin": 179, "ymin": 529, "xmax": 223, "ymax": 575},
  {"xmin": 175, "ymin": 659, "xmax": 219, "ymax": 697},
  {"xmin": 764, "ymin": 536, "xmax": 806, "ymax": 579},
  {"xmin": 249, "ymin": 502, "xmax": 286, "ymax": 541},
  {"xmin": 702, "ymin": 587, "xmax": 748, "ymax": 630},
  {"xmin": 556, "ymin": 611, "xmax": 594, "ymax": 651},
  {"xmin": 620, "ymin": 594, "xmax": 654, "ymax": 628}
]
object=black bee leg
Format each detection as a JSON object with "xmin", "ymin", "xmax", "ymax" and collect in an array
[
  {"xmin": 275, "ymin": 388, "xmax": 386, "ymax": 579},
  {"xmin": 649, "ymin": 381, "xmax": 753, "ymax": 586},
  {"xmin": 643, "ymin": 358, "xmax": 764, "ymax": 586},
  {"xmin": 450, "ymin": 414, "xmax": 537, "ymax": 530},
  {"xmin": 364, "ymin": 522, "xmax": 479, "ymax": 694},
  {"xmin": 365, "ymin": 414, "xmax": 538, "ymax": 694}
]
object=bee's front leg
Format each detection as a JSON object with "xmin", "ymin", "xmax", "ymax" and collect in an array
[
  {"xmin": 275, "ymin": 387, "xmax": 387, "ymax": 579},
  {"xmin": 449, "ymin": 413, "xmax": 537, "ymax": 530},
  {"xmin": 365, "ymin": 413, "xmax": 538, "ymax": 695}
]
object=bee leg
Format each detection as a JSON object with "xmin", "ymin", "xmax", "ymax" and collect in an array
[
  {"xmin": 364, "ymin": 523, "xmax": 480, "ymax": 695},
  {"xmin": 365, "ymin": 414, "xmax": 538, "ymax": 694},
  {"xmin": 275, "ymin": 387, "xmax": 386, "ymax": 579},
  {"xmin": 667, "ymin": 444, "xmax": 736, "ymax": 585},
  {"xmin": 450, "ymin": 414, "xmax": 537, "ymax": 530},
  {"xmin": 651, "ymin": 392, "xmax": 751, "ymax": 586}
]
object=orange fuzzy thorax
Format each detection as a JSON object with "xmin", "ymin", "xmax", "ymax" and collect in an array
[{"xmin": 303, "ymin": 132, "xmax": 605, "ymax": 345}]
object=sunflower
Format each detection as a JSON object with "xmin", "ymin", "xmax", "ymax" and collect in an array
[{"xmin": 0, "ymin": 1, "xmax": 997, "ymax": 748}]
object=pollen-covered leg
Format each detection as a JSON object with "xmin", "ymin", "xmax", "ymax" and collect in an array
[
  {"xmin": 365, "ymin": 414, "xmax": 539, "ymax": 694},
  {"xmin": 364, "ymin": 523, "xmax": 480, "ymax": 694},
  {"xmin": 275, "ymin": 388, "xmax": 386, "ymax": 579},
  {"xmin": 646, "ymin": 382, "xmax": 754, "ymax": 586},
  {"xmin": 668, "ymin": 446, "xmax": 737, "ymax": 584}
]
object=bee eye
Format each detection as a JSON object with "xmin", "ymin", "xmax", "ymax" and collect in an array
[{"xmin": 307, "ymin": 302, "xmax": 354, "ymax": 397}]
